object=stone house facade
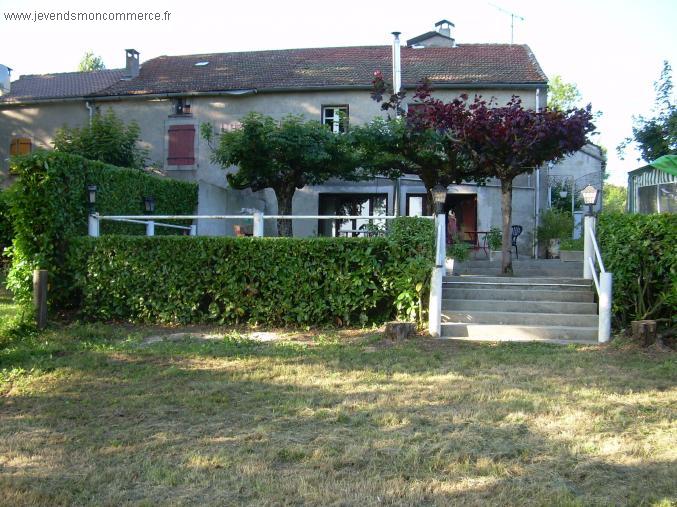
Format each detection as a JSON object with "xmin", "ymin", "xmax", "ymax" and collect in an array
[{"xmin": 1, "ymin": 21, "xmax": 594, "ymax": 257}]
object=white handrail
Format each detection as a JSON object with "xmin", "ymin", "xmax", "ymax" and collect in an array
[
  {"xmin": 98, "ymin": 214, "xmax": 432, "ymax": 221},
  {"xmin": 584, "ymin": 219, "xmax": 612, "ymax": 344},
  {"xmin": 102, "ymin": 217, "xmax": 193, "ymax": 231},
  {"xmin": 587, "ymin": 224, "xmax": 606, "ymax": 273}
]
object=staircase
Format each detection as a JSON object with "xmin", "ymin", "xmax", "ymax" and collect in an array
[{"xmin": 442, "ymin": 260, "xmax": 598, "ymax": 344}]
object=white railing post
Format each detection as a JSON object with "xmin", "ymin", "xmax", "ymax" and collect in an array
[
  {"xmin": 146, "ymin": 220, "xmax": 155, "ymax": 236},
  {"xmin": 599, "ymin": 272, "xmax": 613, "ymax": 343},
  {"xmin": 429, "ymin": 212, "xmax": 446, "ymax": 338},
  {"xmin": 88, "ymin": 213, "xmax": 99, "ymax": 237},
  {"xmin": 583, "ymin": 215, "xmax": 596, "ymax": 279},
  {"xmin": 253, "ymin": 211, "xmax": 264, "ymax": 237},
  {"xmin": 189, "ymin": 225, "xmax": 197, "ymax": 236}
]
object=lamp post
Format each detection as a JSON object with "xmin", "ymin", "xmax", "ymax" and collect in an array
[
  {"xmin": 87, "ymin": 184, "xmax": 99, "ymax": 237},
  {"xmin": 143, "ymin": 195, "xmax": 155, "ymax": 236},
  {"xmin": 428, "ymin": 184, "xmax": 447, "ymax": 338},
  {"xmin": 581, "ymin": 185, "xmax": 599, "ymax": 279}
]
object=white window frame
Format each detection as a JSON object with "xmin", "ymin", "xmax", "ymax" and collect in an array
[{"xmin": 322, "ymin": 105, "xmax": 348, "ymax": 133}]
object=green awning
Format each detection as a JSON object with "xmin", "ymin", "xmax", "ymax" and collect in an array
[{"xmin": 649, "ymin": 155, "xmax": 677, "ymax": 177}]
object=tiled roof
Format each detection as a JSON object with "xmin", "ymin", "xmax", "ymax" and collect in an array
[
  {"xmin": 93, "ymin": 44, "xmax": 546, "ymax": 97},
  {"xmin": 0, "ymin": 44, "xmax": 547, "ymax": 104},
  {"xmin": 0, "ymin": 69, "xmax": 126, "ymax": 104}
]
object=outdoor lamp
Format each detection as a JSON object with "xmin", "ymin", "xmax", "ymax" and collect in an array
[
  {"xmin": 87, "ymin": 184, "xmax": 97, "ymax": 211},
  {"xmin": 143, "ymin": 196, "xmax": 156, "ymax": 213},
  {"xmin": 431, "ymin": 184, "xmax": 447, "ymax": 215},
  {"xmin": 581, "ymin": 185, "xmax": 599, "ymax": 216}
]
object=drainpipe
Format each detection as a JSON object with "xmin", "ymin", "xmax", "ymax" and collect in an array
[
  {"xmin": 533, "ymin": 88, "xmax": 541, "ymax": 258},
  {"xmin": 392, "ymin": 31, "xmax": 402, "ymax": 216},
  {"xmin": 85, "ymin": 100, "xmax": 94, "ymax": 125}
]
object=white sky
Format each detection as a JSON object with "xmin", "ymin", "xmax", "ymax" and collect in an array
[{"xmin": 1, "ymin": 0, "xmax": 676, "ymax": 186}]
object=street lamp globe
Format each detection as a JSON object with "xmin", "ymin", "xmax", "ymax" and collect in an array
[
  {"xmin": 581, "ymin": 185, "xmax": 599, "ymax": 216},
  {"xmin": 431, "ymin": 184, "xmax": 447, "ymax": 215},
  {"xmin": 86, "ymin": 184, "xmax": 97, "ymax": 211},
  {"xmin": 143, "ymin": 196, "xmax": 156, "ymax": 213}
]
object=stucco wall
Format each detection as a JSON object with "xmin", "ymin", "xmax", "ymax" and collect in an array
[{"xmin": 0, "ymin": 102, "xmax": 88, "ymax": 184}]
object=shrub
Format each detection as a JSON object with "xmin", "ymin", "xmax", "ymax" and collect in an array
[
  {"xmin": 486, "ymin": 226, "xmax": 502, "ymax": 251},
  {"xmin": 0, "ymin": 191, "xmax": 13, "ymax": 265},
  {"xmin": 66, "ymin": 222, "xmax": 434, "ymax": 326},
  {"xmin": 598, "ymin": 212, "xmax": 677, "ymax": 327},
  {"xmin": 537, "ymin": 208, "xmax": 574, "ymax": 242},
  {"xmin": 53, "ymin": 108, "xmax": 148, "ymax": 169},
  {"xmin": 560, "ymin": 237, "xmax": 584, "ymax": 251},
  {"xmin": 5, "ymin": 151, "xmax": 197, "ymax": 306}
]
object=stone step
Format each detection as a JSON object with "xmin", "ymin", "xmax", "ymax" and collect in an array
[
  {"xmin": 440, "ymin": 323, "xmax": 598, "ymax": 343},
  {"xmin": 443, "ymin": 287, "xmax": 595, "ymax": 303},
  {"xmin": 442, "ymin": 299, "xmax": 598, "ymax": 315},
  {"xmin": 444, "ymin": 275, "xmax": 591, "ymax": 286},
  {"xmin": 443, "ymin": 280, "xmax": 592, "ymax": 292},
  {"xmin": 453, "ymin": 267, "xmax": 584, "ymax": 277},
  {"xmin": 457, "ymin": 259, "xmax": 584, "ymax": 268},
  {"xmin": 441, "ymin": 310, "xmax": 598, "ymax": 327}
]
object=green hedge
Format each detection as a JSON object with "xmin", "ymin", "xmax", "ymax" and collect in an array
[
  {"xmin": 5, "ymin": 151, "xmax": 198, "ymax": 305},
  {"xmin": 598, "ymin": 213, "xmax": 677, "ymax": 328},
  {"xmin": 0, "ymin": 190, "xmax": 13, "ymax": 265},
  {"xmin": 67, "ymin": 223, "xmax": 434, "ymax": 326}
]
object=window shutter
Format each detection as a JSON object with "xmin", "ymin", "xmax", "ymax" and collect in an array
[
  {"xmin": 167, "ymin": 125, "xmax": 195, "ymax": 165},
  {"xmin": 9, "ymin": 137, "xmax": 32, "ymax": 156}
]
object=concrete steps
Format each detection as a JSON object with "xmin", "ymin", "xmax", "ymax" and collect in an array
[{"xmin": 439, "ymin": 263, "xmax": 599, "ymax": 344}]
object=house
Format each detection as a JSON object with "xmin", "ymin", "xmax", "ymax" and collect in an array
[
  {"xmin": 1, "ymin": 20, "xmax": 597, "ymax": 256},
  {"xmin": 627, "ymin": 155, "xmax": 677, "ymax": 213}
]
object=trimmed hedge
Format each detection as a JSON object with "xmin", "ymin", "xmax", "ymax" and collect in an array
[
  {"xmin": 5, "ymin": 151, "xmax": 198, "ymax": 305},
  {"xmin": 598, "ymin": 212, "xmax": 677, "ymax": 328},
  {"xmin": 67, "ymin": 229, "xmax": 434, "ymax": 326}
]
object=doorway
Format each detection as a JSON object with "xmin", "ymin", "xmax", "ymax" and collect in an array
[{"xmin": 445, "ymin": 194, "xmax": 477, "ymax": 242}]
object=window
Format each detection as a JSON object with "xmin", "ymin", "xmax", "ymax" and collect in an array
[
  {"xmin": 167, "ymin": 124, "xmax": 195, "ymax": 166},
  {"xmin": 172, "ymin": 98, "xmax": 191, "ymax": 116},
  {"xmin": 318, "ymin": 193, "xmax": 387, "ymax": 237},
  {"xmin": 406, "ymin": 193, "xmax": 428, "ymax": 216},
  {"xmin": 9, "ymin": 137, "xmax": 32, "ymax": 156},
  {"xmin": 322, "ymin": 105, "xmax": 348, "ymax": 133}
]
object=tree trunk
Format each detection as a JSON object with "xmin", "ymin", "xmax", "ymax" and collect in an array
[
  {"xmin": 500, "ymin": 178, "xmax": 514, "ymax": 275},
  {"xmin": 274, "ymin": 186, "xmax": 295, "ymax": 237}
]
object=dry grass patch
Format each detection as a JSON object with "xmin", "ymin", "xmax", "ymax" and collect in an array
[{"xmin": 0, "ymin": 309, "xmax": 675, "ymax": 505}]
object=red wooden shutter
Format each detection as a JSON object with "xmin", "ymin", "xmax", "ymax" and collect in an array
[{"xmin": 167, "ymin": 125, "xmax": 195, "ymax": 165}]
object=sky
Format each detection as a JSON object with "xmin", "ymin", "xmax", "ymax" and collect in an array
[{"xmin": 1, "ymin": 0, "xmax": 676, "ymax": 186}]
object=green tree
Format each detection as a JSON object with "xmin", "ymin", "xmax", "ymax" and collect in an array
[
  {"xmin": 203, "ymin": 113, "xmax": 359, "ymax": 236},
  {"xmin": 53, "ymin": 108, "xmax": 148, "ymax": 169},
  {"xmin": 350, "ymin": 116, "xmax": 476, "ymax": 215},
  {"xmin": 618, "ymin": 60, "xmax": 677, "ymax": 162},
  {"xmin": 603, "ymin": 184, "xmax": 627, "ymax": 213},
  {"xmin": 78, "ymin": 51, "xmax": 106, "ymax": 72},
  {"xmin": 548, "ymin": 75, "xmax": 583, "ymax": 111}
]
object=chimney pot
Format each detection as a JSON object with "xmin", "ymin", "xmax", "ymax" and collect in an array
[{"xmin": 125, "ymin": 49, "xmax": 140, "ymax": 78}]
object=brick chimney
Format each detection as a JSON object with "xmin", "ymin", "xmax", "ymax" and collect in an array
[{"xmin": 125, "ymin": 49, "xmax": 139, "ymax": 78}]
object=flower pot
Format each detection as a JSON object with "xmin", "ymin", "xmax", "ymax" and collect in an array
[
  {"xmin": 560, "ymin": 250, "xmax": 583, "ymax": 262},
  {"xmin": 489, "ymin": 250, "xmax": 502, "ymax": 262},
  {"xmin": 445, "ymin": 258, "xmax": 455, "ymax": 272},
  {"xmin": 547, "ymin": 239, "xmax": 561, "ymax": 259}
]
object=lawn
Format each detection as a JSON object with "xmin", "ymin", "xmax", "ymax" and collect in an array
[{"xmin": 0, "ymin": 289, "xmax": 675, "ymax": 505}]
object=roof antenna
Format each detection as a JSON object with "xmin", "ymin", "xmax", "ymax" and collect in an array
[{"xmin": 489, "ymin": 3, "xmax": 525, "ymax": 44}]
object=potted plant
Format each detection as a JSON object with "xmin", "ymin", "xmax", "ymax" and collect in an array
[
  {"xmin": 486, "ymin": 226, "xmax": 502, "ymax": 261},
  {"xmin": 559, "ymin": 237, "xmax": 584, "ymax": 262},
  {"xmin": 446, "ymin": 239, "xmax": 470, "ymax": 271},
  {"xmin": 536, "ymin": 209, "xmax": 574, "ymax": 259}
]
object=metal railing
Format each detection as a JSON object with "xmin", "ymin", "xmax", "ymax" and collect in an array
[
  {"xmin": 88, "ymin": 212, "xmax": 433, "ymax": 238},
  {"xmin": 583, "ymin": 216, "xmax": 613, "ymax": 343}
]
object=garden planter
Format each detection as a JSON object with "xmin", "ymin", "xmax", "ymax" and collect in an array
[
  {"xmin": 547, "ymin": 239, "xmax": 561, "ymax": 259},
  {"xmin": 560, "ymin": 250, "xmax": 583, "ymax": 262},
  {"xmin": 489, "ymin": 250, "xmax": 502, "ymax": 262},
  {"xmin": 445, "ymin": 258, "xmax": 455, "ymax": 272}
]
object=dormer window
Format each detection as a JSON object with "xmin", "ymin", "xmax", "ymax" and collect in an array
[
  {"xmin": 173, "ymin": 97, "xmax": 192, "ymax": 116},
  {"xmin": 322, "ymin": 105, "xmax": 348, "ymax": 133}
]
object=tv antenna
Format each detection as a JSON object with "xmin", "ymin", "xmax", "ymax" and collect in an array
[{"xmin": 489, "ymin": 3, "xmax": 525, "ymax": 44}]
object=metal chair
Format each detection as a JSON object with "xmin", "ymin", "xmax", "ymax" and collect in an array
[{"xmin": 511, "ymin": 225, "xmax": 523, "ymax": 259}]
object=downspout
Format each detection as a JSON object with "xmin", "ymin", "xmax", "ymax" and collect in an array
[
  {"xmin": 534, "ymin": 88, "xmax": 541, "ymax": 258},
  {"xmin": 85, "ymin": 100, "xmax": 94, "ymax": 125},
  {"xmin": 392, "ymin": 31, "xmax": 402, "ymax": 216}
]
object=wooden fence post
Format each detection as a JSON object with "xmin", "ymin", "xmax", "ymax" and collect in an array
[{"xmin": 33, "ymin": 269, "xmax": 48, "ymax": 329}]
